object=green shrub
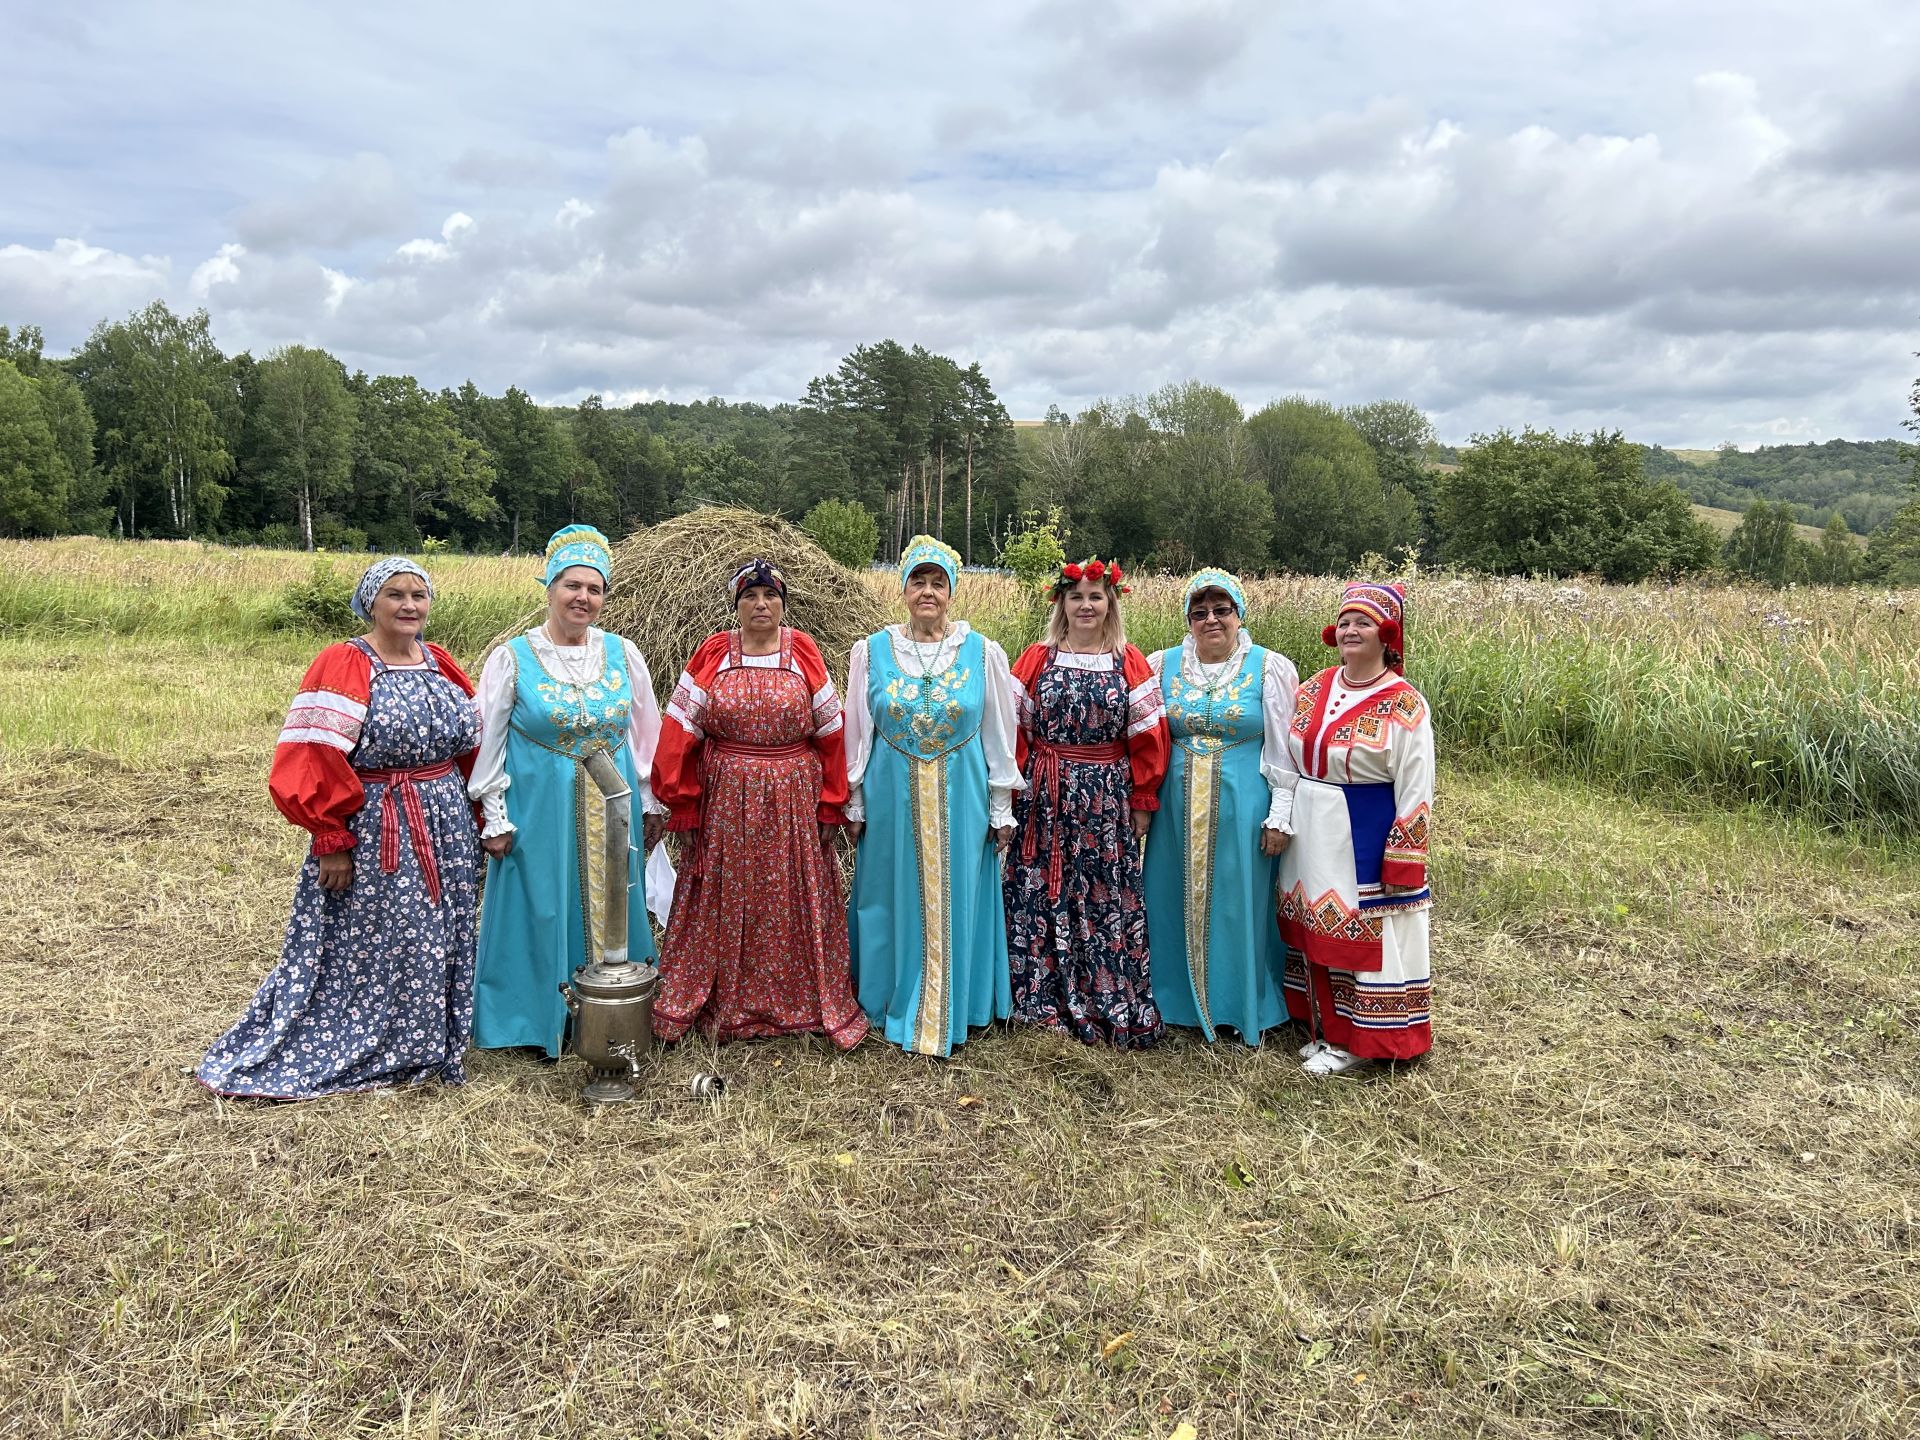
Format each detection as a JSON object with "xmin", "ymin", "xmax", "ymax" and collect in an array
[{"xmin": 801, "ymin": 499, "xmax": 879, "ymax": 571}]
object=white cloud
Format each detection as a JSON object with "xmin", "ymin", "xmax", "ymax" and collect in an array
[{"xmin": 4, "ymin": 2, "xmax": 1918, "ymax": 445}]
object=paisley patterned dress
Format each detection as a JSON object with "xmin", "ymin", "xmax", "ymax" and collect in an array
[
  {"xmin": 197, "ymin": 641, "xmax": 482, "ymax": 1099},
  {"xmin": 1003, "ymin": 649, "xmax": 1167, "ymax": 1049}
]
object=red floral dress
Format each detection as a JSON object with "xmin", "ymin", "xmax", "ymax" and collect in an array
[{"xmin": 652, "ymin": 629, "xmax": 868, "ymax": 1048}]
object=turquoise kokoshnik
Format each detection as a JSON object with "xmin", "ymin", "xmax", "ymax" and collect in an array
[{"xmin": 472, "ymin": 631, "xmax": 656, "ymax": 1055}]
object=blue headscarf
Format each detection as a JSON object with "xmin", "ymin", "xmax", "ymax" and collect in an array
[
  {"xmin": 1183, "ymin": 567, "xmax": 1247, "ymax": 618},
  {"xmin": 543, "ymin": 525, "xmax": 612, "ymax": 587},
  {"xmin": 900, "ymin": 534, "xmax": 960, "ymax": 593},
  {"xmin": 351, "ymin": 557, "xmax": 433, "ymax": 623}
]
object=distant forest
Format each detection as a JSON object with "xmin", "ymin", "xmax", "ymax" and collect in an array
[{"xmin": 2, "ymin": 303, "xmax": 1917, "ymax": 587}]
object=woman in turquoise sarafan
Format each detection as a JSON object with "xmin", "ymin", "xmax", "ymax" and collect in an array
[
  {"xmin": 845, "ymin": 535, "xmax": 1023, "ymax": 1057},
  {"xmin": 468, "ymin": 525, "xmax": 665, "ymax": 1055},
  {"xmin": 1142, "ymin": 568, "xmax": 1301, "ymax": 1045}
]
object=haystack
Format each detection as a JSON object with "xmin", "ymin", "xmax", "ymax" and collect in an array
[{"xmin": 486, "ymin": 507, "xmax": 893, "ymax": 697}]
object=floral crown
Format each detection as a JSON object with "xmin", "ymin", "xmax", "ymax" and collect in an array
[{"xmin": 1053, "ymin": 557, "xmax": 1130, "ymax": 595}]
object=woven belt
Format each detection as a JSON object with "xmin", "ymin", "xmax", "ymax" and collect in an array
[
  {"xmin": 354, "ymin": 757, "xmax": 458, "ymax": 904},
  {"xmin": 1020, "ymin": 739, "xmax": 1128, "ymax": 902}
]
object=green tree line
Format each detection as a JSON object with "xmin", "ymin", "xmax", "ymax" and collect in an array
[{"xmin": 3, "ymin": 305, "xmax": 1917, "ymax": 587}]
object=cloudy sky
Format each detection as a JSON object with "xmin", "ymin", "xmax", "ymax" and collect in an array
[{"xmin": 5, "ymin": 1, "xmax": 1919, "ymax": 445}]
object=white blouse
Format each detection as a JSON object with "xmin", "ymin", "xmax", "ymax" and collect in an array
[
  {"xmin": 843, "ymin": 622, "xmax": 1024, "ymax": 827},
  {"xmin": 467, "ymin": 626, "xmax": 666, "ymax": 838},
  {"xmin": 1149, "ymin": 632, "xmax": 1301, "ymax": 833}
]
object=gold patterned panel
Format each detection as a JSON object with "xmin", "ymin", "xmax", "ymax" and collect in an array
[
  {"xmin": 1182, "ymin": 750, "xmax": 1220, "ymax": 1038},
  {"xmin": 909, "ymin": 754, "xmax": 951, "ymax": 1056},
  {"xmin": 574, "ymin": 757, "xmax": 609, "ymax": 964}
]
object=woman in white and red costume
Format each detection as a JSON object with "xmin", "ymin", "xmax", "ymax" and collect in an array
[{"xmin": 1277, "ymin": 581, "xmax": 1434, "ymax": 1076}]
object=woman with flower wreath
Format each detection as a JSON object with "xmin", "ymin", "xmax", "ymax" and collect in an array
[
  {"xmin": 844, "ymin": 535, "xmax": 1024, "ymax": 1057},
  {"xmin": 1143, "ymin": 567, "xmax": 1301, "ymax": 1046},
  {"xmin": 1003, "ymin": 557, "xmax": 1169, "ymax": 1048}
]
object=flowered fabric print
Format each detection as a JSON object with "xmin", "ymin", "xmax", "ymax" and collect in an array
[
  {"xmin": 1004, "ymin": 660, "xmax": 1161, "ymax": 1049},
  {"xmin": 197, "ymin": 642, "xmax": 482, "ymax": 1099},
  {"xmin": 653, "ymin": 656, "xmax": 868, "ymax": 1048}
]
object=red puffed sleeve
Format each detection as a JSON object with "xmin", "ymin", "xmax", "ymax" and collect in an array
[
  {"xmin": 1381, "ymin": 684, "xmax": 1434, "ymax": 891},
  {"xmin": 1008, "ymin": 642, "xmax": 1051, "ymax": 773},
  {"xmin": 1120, "ymin": 644, "xmax": 1169, "ymax": 812},
  {"xmin": 790, "ymin": 629, "xmax": 849, "ymax": 825},
  {"xmin": 267, "ymin": 642, "xmax": 373, "ymax": 854},
  {"xmin": 653, "ymin": 633, "xmax": 730, "ymax": 831}
]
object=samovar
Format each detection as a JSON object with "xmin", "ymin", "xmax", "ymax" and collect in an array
[{"xmin": 558, "ymin": 747, "xmax": 658, "ymax": 1104}]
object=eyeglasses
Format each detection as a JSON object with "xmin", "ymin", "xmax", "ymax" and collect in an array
[{"xmin": 1186, "ymin": 604, "xmax": 1237, "ymax": 622}]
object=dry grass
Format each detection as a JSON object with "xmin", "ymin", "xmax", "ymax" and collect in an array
[
  {"xmin": 1, "ymin": 543, "xmax": 1918, "ymax": 1437},
  {"xmin": 480, "ymin": 510, "xmax": 893, "ymax": 693}
]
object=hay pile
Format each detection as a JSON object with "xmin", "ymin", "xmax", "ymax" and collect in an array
[{"xmin": 489, "ymin": 507, "xmax": 895, "ymax": 695}]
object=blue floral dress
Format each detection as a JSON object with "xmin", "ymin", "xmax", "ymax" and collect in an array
[
  {"xmin": 197, "ymin": 642, "xmax": 483, "ymax": 1098},
  {"xmin": 1003, "ymin": 658, "xmax": 1162, "ymax": 1048}
]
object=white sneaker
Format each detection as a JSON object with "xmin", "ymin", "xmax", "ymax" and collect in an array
[
  {"xmin": 1298, "ymin": 1038, "xmax": 1328, "ymax": 1060},
  {"xmin": 1303, "ymin": 1045, "xmax": 1366, "ymax": 1077}
]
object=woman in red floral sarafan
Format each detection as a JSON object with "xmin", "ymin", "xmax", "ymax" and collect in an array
[
  {"xmin": 1003, "ymin": 558, "xmax": 1170, "ymax": 1048},
  {"xmin": 649, "ymin": 559, "xmax": 869, "ymax": 1048}
]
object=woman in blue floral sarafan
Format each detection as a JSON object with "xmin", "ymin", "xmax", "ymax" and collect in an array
[
  {"xmin": 845, "ymin": 535, "xmax": 1023, "ymax": 1057},
  {"xmin": 468, "ymin": 525, "xmax": 666, "ymax": 1056},
  {"xmin": 196, "ymin": 558, "xmax": 483, "ymax": 1099},
  {"xmin": 1142, "ymin": 568, "xmax": 1301, "ymax": 1046},
  {"xmin": 1003, "ymin": 558, "xmax": 1170, "ymax": 1048}
]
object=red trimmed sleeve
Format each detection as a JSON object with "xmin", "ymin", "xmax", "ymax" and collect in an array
[
  {"xmin": 653, "ymin": 633, "xmax": 730, "ymax": 831},
  {"xmin": 1382, "ymin": 686, "xmax": 1434, "ymax": 890},
  {"xmin": 1120, "ymin": 644, "xmax": 1169, "ymax": 812},
  {"xmin": 791, "ymin": 630, "xmax": 849, "ymax": 825},
  {"xmin": 1008, "ymin": 643, "xmax": 1049, "ymax": 774},
  {"xmin": 268, "ymin": 643, "xmax": 372, "ymax": 853}
]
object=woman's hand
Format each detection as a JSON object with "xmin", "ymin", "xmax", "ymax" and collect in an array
[
  {"xmin": 316, "ymin": 852, "xmax": 354, "ymax": 892},
  {"xmin": 1129, "ymin": 809, "xmax": 1152, "ymax": 841},
  {"xmin": 642, "ymin": 814, "xmax": 666, "ymax": 852},
  {"xmin": 992, "ymin": 824, "xmax": 1016, "ymax": 852},
  {"xmin": 481, "ymin": 832, "xmax": 515, "ymax": 860},
  {"xmin": 1259, "ymin": 827, "xmax": 1291, "ymax": 857},
  {"xmin": 820, "ymin": 823, "xmax": 837, "ymax": 851},
  {"xmin": 846, "ymin": 821, "xmax": 866, "ymax": 845},
  {"xmin": 1380, "ymin": 881, "xmax": 1419, "ymax": 896}
]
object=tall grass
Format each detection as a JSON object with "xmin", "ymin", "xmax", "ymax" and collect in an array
[{"xmin": 8, "ymin": 538, "xmax": 1920, "ymax": 840}]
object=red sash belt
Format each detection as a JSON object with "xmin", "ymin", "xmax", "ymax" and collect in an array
[
  {"xmin": 1021, "ymin": 739, "xmax": 1128, "ymax": 902},
  {"xmin": 708, "ymin": 740, "xmax": 813, "ymax": 760},
  {"xmin": 356, "ymin": 757, "xmax": 458, "ymax": 904}
]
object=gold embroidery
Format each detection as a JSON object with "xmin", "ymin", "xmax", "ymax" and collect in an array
[
  {"xmin": 1183, "ymin": 749, "xmax": 1219, "ymax": 1038},
  {"xmin": 909, "ymin": 754, "xmax": 951, "ymax": 1055}
]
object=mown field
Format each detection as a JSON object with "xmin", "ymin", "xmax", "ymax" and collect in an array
[{"xmin": 2, "ymin": 538, "xmax": 1917, "ymax": 1439}]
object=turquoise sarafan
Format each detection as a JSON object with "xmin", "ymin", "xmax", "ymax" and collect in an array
[
  {"xmin": 1142, "ymin": 640, "xmax": 1294, "ymax": 1044},
  {"xmin": 899, "ymin": 533, "xmax": 961, "ymax": 592},
  {"xmin": 1182, "ymin": 566, "xmax": 1247, "ymax": 618},
  {"xmin": 473, "ymin": 631, "xmax": 656, "ymax": 1055},
  {"xmin": 849, "ymin": 628, "xmax": 1010, "ymax": 1057}
]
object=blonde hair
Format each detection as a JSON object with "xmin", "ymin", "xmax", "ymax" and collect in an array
[{"xmin": 1044, "ymin": 581, "xmax": 1128, "ymax": 653}]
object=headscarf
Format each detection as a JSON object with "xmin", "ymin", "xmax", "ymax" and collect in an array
[
  {"xmin": 900, "ymin": 534, "xmax": 961, "ymax": 593},
  {"xmin": 1182, "ymin": 566, "xmax": 1246, "ymax": 618},
  {"xmin": 1322, "ymin": 580, "xmax": 1407, "ymax": 674},
  {"xmin": 351, "ymin": 557, "xmax": 432, "ymax": 624},
  {"xmin": 543, "ymin": 524, "xmax": 612, "ymax": 587},
  {"xmin": 727, "ymin": 557, "xmax": 788, "ymax": 604}
]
